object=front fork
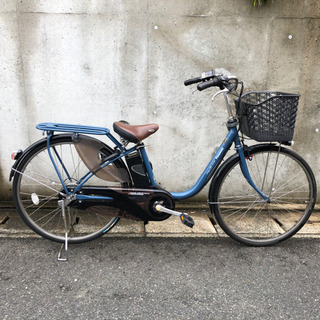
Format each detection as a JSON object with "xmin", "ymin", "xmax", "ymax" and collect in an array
[{"xmin": 235, "ymin": 136, "xmax": 270, "ymax": 203}]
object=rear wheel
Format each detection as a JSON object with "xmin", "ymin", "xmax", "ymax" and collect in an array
[
  {"xmin": 209, "ymin": 145, "xmax": 317, "ymax": 246},
  {"xmin": 12, "ymin": 135, "xmax": 130, "ymax": 243}
]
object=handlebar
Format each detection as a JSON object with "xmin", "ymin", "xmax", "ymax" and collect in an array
[
  {"xmin": 197, "ymin": 78, "xmax": 224, "ymax": 91},
  {"xmin": 184, "ymin": 77, "xmax": 201, "ymax": 86},
  {"xmin": 184, "ymin": 70, "xmax": 238, "ymax": 93},
  {"xmin": 185, "ymin": 69, "xmax": 242, "ymax": 119}
]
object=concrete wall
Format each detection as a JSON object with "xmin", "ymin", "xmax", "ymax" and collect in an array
[{"xmin": 1, "ymin": 0, "xmax": 319, "ymax": 200}]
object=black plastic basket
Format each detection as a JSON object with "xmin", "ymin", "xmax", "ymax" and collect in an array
[{"xmin": 236, "ymin": 91, "xmax": 300, "ymax": 142}]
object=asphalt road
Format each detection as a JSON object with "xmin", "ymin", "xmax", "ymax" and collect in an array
[{"xmin": 1, "ymin": 237, "xmax": 320, "ymax": 320}]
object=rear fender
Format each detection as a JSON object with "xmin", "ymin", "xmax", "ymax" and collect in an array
[{"xmin": 9, "ymin": 134, "xmax": 74, "ymax": 181}]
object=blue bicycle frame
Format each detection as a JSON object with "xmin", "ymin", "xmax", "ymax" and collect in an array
[{"xmin": 37, "ymin": 122, "xmax": 269, "ymax": 203}]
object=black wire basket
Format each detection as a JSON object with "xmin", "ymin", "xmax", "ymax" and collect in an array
[{"xmin": 235, "ymin": 91, "xmax": 300, "ymax": 142}]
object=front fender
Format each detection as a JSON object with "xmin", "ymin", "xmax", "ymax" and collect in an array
[{"xmin": 209, "ymin": 143, "xmax": 276, "ymax": 197}]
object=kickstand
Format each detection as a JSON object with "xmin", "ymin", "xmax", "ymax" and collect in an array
[
  {"xmin": 57, "ymin": 200, "xmax": 69, "ymax": 262},
  {"xmin": 58, "ymin": 233, "xmax": 68, "ymax": 262}
]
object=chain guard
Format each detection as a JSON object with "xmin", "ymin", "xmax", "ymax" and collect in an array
[{"xmin": 67, "ymin": 186, "xmax": 174, "ymax": 221}]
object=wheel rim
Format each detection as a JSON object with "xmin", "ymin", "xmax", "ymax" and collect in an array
[
  {"xmin": 14, "ymin": 139, "xmax": 125, "ymax": 243},
  {"xmin": 213, "ymin": 149, "xmax": 315, "ymax": 244}
]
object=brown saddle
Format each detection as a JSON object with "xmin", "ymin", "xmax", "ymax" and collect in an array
[{"xmin": 113, "ymin": 121, "xmax": 159, "ymax": 143}]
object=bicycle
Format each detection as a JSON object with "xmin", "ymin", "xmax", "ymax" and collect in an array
[{"xmin": 10, "ymin": 69, "xmax": 317, "ymax": 260}]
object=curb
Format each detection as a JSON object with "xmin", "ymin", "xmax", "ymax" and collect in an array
[{"xmin": 1, "ymin": 202, "xmax": 320, "ymax": 239}]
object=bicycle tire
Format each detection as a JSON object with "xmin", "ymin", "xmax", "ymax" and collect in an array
[
  {"xmin": 12, "ymin": 135, "xmax": 130, "ymax": 244},
  {"xmin": 209, "ymin": 144, "xmax": 317, "ymax": 246}
]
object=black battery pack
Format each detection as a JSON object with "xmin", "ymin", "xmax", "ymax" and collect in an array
[{"xmin": 125, "ymin": 151, "xmax": 151, "ymax": 188}]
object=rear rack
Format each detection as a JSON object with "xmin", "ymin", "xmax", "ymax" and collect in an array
[{"xmin": 36, "ymin": 122, "xmax": 110, "ymax": 135}]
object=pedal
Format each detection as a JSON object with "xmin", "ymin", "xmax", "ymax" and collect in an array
[{"xmin": 180, "ymin": 213, "xmax": 195, "ymax": 228}]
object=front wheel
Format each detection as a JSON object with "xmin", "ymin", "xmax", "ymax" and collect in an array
[{"xmin": 209, "ymin": 144, "xmax": 317, "ymax": 246}]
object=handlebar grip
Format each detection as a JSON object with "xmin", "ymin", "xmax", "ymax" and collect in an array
[
  {"xmin": 184, "ymin": 77, "xmax": 202, "ymax": 86},
  {"xmin": 197, "ymin": 78, "xmax": 218, "ymax": 91}
]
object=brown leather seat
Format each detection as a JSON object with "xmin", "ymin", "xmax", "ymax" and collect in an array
[{"xmin": 113, "ymin": 121, "xmax": 159, "ymax": 143}]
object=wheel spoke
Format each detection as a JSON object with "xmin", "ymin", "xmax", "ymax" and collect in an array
[
  {"xmin": 210, "ymin": 146, "xmax": 315, "ymax": 245},
  {"xmin": 13, "ymin": 137, "xmax": 123, "ymax": 243}
]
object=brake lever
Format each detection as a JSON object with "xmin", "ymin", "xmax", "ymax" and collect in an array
[
  {"xmin": 226, "ymin": 77, "xmax": 238, "ymax": 92},
  {"xmin": 212, "ymin": 88, "xmax": 229, "ymax": 101}
]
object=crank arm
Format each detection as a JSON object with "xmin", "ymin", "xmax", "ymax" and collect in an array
[{"xmin": 155, "ymin": 204, "xmax": 195, "ymax": 228}]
